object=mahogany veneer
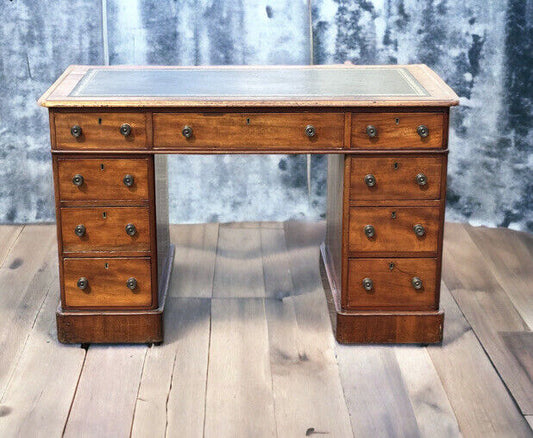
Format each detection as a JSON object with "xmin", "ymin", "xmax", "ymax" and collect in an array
[{"xmin": 40, "ymin": 64, "xmax": 458, "ymax": 344}]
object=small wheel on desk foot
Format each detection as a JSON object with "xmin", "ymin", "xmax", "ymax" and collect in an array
[{"xmin": 146, "ymin": 341, "xmax": 163, "ymax": 347}]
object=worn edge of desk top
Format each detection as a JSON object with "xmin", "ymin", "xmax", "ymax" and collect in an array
[{"xmin": 38, "ymin": 64, "xmax": 459, "ymax": 108}]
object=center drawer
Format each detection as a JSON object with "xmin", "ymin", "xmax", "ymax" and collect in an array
[
  {"xmin": 61, "ymin": 206, "xmax": 151, "ymax": 254},
  {"xmin": 348, "ymin": 206, "xmax": 440, "ymax": 254},
  {"xmin": 57, "ymin": 158, "xmax": 150, "ymax": 202},
  {"xmin": 153, "ymin": 112, "xmax": 345, "ymax": 149},
  {"xmin": 62, "ymin": 257, "xmax": 153, "ymax": 309}
]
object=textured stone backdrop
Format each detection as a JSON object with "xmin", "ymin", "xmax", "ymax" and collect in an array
[{"xmin": 0, "ymin": 0, "xmax": 531, "ymax": 230}]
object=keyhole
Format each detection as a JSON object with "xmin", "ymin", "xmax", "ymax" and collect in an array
[
  {"xmin": 246, "ymin": 118, "xmax": 250, "ymax": 125},
  {"xmin": 393, "ymin": 162, "xmax": 399, "ymax": 170},
  {"xmin": 389, "ymin": 262, "xmax": 395, "ymax": 270},
  {"xmin": 102, "ymin": 212, "xmax": 107, "ymax": 219},
  {"xmin": 98, "ymin": 118, "xmax": 102, "ymax": 124},
  {"xmin": 391, "ymin": 211, "xmax": 396, "ymax": 219},
  {"xmin": 104, "ymin": 263, "xmax": 109, "ymax": 269},
  {"xmin": 100, "ymin": 163, "xmax": 105, "ymax": 170},
  {"xmin": 395, "ymin": 118, "xmax": 400, "ymax": 125}
]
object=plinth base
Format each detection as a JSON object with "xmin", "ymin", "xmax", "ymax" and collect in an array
[
  {"xmin": 320, "ymin": 243, "xmax": 444, "ymax": 344},
  {"xmin": 56, "ymin": 245, "xmax": 174, "ymax": 344}
]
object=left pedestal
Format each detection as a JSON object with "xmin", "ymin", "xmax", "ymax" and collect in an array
[{"xmin": 52, "ymin": 149, "xmax": 170, "ymax": 344}]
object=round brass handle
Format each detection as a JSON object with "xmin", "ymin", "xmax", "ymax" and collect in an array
[
  {"xmin": 125, "ymin": 223, "xmax": 137, "ymax": 236},
  {"xmin": 72, "ymin": 174, "xmax": 84, "ymax": 187},
  {"xmin": 415, "ymin": 173, "xmax": 427, "ymax": 186},
  {"xmin": 305, "ymin": 125, "xmax": 316, "ymax": 138},
  {"xmin": 70, "ymin": 125, "xmax": 82, "ymax": 138},
  {"xmin": 74, "ymin": 224, "xmax": 86, "ymax": 237},
  {"xmin": 364, "ymin": 224, "xmax": 375, "ymax": 238},
  {"xmin": 123, "ymin": 174, "xmax": 134, "ymax": 187},
  {"xmin": 120, "ymin": 123, "xmax": 132, "ymax": 137},
  {"xmin": 362, "ymin": 277, "xmax": 374, "ymax": 291},
  {"xmin": 127, "ymin": 277, "xmax": 137, "ymax": 291},
  {"xmin": 366, "ymin": 125, "xmax": 377, "ymax": 138},
  {"xmin": 77, "ymin": 277, "xmax": 89, "ymax": 291},
  {"xmin": 412, "ymin": 277, "xmax": 423, "ymax": 290},
  {"xmin": 182, "ymin": 125, "xmax": 193, "ymax": 138},
  {"xmin": 417, "ymin": 125, "xmax": 429, "ymax": 138},
  {"xmin": 364, "ymin": 174, "xmax": 377, "ymax": 187},
  {"xmin": 413, "ymin": 224, "xmax": 426, "ymax": 237}
]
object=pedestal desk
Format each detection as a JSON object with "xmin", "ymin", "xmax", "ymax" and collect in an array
[{"xmin": 39, "ymin": 65, "xmax": 458, "ymax": 344}]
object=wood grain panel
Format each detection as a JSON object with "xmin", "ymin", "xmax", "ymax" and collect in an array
[
  {"xmin": 153, "ymin": 112, "xmax": 344, "ymax": 150},
  {"xmin": 61, "ymin": 206, "xmax": 151, "ymax": 254},
  {"xmin": 54, "ymin": 112, "xmax": 148, "ymax": 150},
  {"xmin": 57, "ymin": 157, "xmax": 149, "ymax": 201},
  {"xmin": 349, "ymin": 155, "xmax": 443, "ymax": 200},
  {"xmin": 348, "ymin": 206, "xmax": 440, "ymax": 254},
  {"xmin": 346, "ymin": 258, "xmax": 438, "ymax": 310},
  {"xmin": 351, "ymin": 112, "xmax": 444, "ymax": 149},
  {"xmin": 63, "ymin": 257, "xmax": 152, "ymax": 309},
  {"xmin": 336, "ymin": 311, "xmax": 444, "ymax": 344}
]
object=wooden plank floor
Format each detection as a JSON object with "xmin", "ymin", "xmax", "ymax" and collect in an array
[{"xmin": 0, "ymin": 222, "xmax": 531, "ymax": 438}]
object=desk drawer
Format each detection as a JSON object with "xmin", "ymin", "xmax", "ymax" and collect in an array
[
  {"xmin": 346, "ymin": 258, "xmax": 437, "ymax": 310},
  {"xmin": 63, "ymin": 257, "xmax": 153, "ymax": 309},
  {"xmin": 54, "ymin": 112, "xmax": 148, "ymax": 150},
  {"xmin": 57, "ymin": 158, "xmax": 150, "ymax": 202},
  {"xmin": 349, "ymin": 155, "xmax": 443, "ymax": 200},
  {"xmin": 61, "ymin": 206, "xmax": 151, "ymax": 254},
  {"xmin": 351, "ymin": 112, "xmax": 444, "ymax": 149},
  {"xmin": 348, "ymin": 206, "xmax": 440, "ymax": 254},
  {"xmin": 153, "ymin": 112, "xmax": 345, "ymax": 149}
]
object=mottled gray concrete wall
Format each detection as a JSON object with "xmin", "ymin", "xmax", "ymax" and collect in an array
[{"xmin": 1, "ymin": 0, "xmax": 531, "ymax": 230}]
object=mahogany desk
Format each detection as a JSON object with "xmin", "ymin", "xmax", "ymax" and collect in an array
[{"xmin": 39, "ymin": 65, "xmax": 458, "ymax": 344}]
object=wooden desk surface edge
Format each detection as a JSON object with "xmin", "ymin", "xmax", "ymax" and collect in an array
[{"xmin": 38, "ymin": 64, "xmax": 460, "ymax": 108}]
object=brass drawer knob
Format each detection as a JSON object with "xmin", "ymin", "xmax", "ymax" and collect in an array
[
  {"xmin": 120, "ymin": 123, "xmax": 132, "ymax": 137},
  {"xmin": 123, "ymin": 174, "xmax": 134, "ymax": 187},
  {"xmin": 74, "ymin": 224, "xmax": 86, "ymax": 237},
  {"xmin": 417, "ymin": 125, "xmax": 429, "ymax": 138},
  {"xmin": 412, "ymin": 277, "xmax": 423, "ymax": 290},
  {"xmin": 70, "ymin": 125, "xmax": 82, "ymax": 138},
  {"xmin": 364, "ymin": 174, "xmax": 377, "ymax": 187},
  {"xmin": 415, "ymin": 173, "xmax": 427, "ymax": 186},
  {"xmin": 413, "ymin": 224, "xmax": 425, "ymax": 237},
  {"xmin": 366, "ymin": 125, "xmax": 377, "ymax": 138},
  {"xmin": 362, "ymin": 277, "xmax": 373, "ymax": 291},
  {"xmin": 305, "ymin": 125, "xmax": 316, "ymax": 137},
  {"xmin": 182, "ymin": 125, "xmax": 193, "ymax": 138},
  {"xmin": 127, "ymin": 277, "xmax": 137, "ymax": 291},
  {"xmin": 72, "ymin": 174, "xmax": 84, "ymax": 187},
  {"xmin": 364, "ymin": 224, "xmax": 375, "ymax": 238},
  {"xmin": 125, "ymin": 223, "xmax": 137, "ymax": 236},
  {"xmin": 77, "ymin": 277, "xmax": 89, "ymax": 291}
]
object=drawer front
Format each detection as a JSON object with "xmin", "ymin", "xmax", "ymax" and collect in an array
[
  {"xmin": 153, "ymin": 113, "xmax": 345, "ymax": 149},
  {"xmin": 63, "ymin": 257, "xmax": 153, "ymax": 308},
  {"xmin": 349, "ymin": 156, "xmax": 443, "ymax": 200},
  {"xmin": 346, "ymin": 258, "xmax": 437, "ymax": 310},
  {"xmin": 351, "ymin": 112, "xmax": 444, "ymax": 149},
  {"xmin": 348, "ymin": 206, "xmax": 440, "ymax": 254},
  {"xmin": 58, "ymin": 158, "xmax": 150, "ymax": 201},
  {"xmin": 55, "ymin": 112, "xmax": 148, "ymax": 150},
  {"xmin": 61, "ymin": 207, "xmax": 151, "ymax": 253}
]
